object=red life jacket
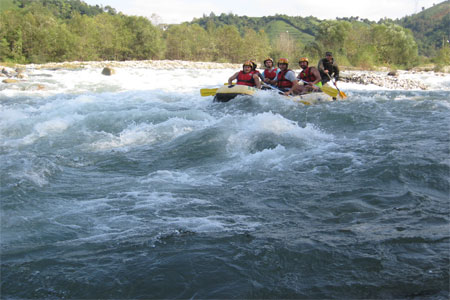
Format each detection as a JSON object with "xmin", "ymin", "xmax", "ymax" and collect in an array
[
  {"xmin": 236, "ymin": 71, "xmax": 255, "ymax": 86},
  {"xmin": 263, "ymin": 68, "xmax": 278, "ymax": 80},
  {"xmin": 277, "ymin": 69, "xmax": 293, "ymax": 89},
  {"xmin": 299, "ymin": 67, "xmax": 318, "ymax": 83}
]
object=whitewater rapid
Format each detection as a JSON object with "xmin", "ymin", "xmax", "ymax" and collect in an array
[{"xmin": 1, "ymin": 62, "xmax": 449, "ymax": 299}]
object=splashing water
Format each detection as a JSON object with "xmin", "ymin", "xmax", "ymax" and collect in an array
[{"xmin": 1, "ymin": 64, "xmax": 449, "ymax": 299}]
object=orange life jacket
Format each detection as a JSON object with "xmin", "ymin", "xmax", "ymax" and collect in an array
[
  {"xmin": 299, "ymin": 67, "xmax": 318, "ymax": 83},
  {"xmin": 236, "ymin": 71, "xmax": 256, "ymax": 86},
  {"xmin": 277, "ymin": 69, "xmax": 293, "ymax": 89},
  {"xmin": 263, "ymin": 68, "xmax": 278, "ymax": 80}
]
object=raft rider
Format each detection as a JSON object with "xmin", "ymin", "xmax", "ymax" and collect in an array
[
  {"xmin": 269, "ymin": 58, "xmax": 300, "ymax": 96},
  {"xmin": 296, "ymin": 57, "xmax": 322, "ymax": 94},
  {"xmin": 318, "ymin": 51, "xmax": 339, "ymax": 86},
  {"xmin": 261, "ymin": 57, "xmax": 279, "ymax": 87},
  {"xmin": 250, "ymin": 59, "xmax": 265, "ymax": 82},
  {"xmin": 228, "ymin": 60, "xmax": 261, "ymax": 89}
]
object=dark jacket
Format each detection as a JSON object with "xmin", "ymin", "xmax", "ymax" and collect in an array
[{"xmin": 318, "ymin": 58, "xmax": 339, "ymax": 83}]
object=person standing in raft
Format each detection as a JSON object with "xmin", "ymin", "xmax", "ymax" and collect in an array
[
  {"xmin": 318, "ymin": 51, "xmax": 339, "ymax": 86},
  {"xmin": 228, "ymin": 61, "xmax": 261, "ymax": 89},
  {"xmin": 260, "ymin": 57, "xmax": 279, "ymax": 88},
  {"xmin": 296, "ymin": 57, "xmax": 322, "ymax": 94},
  {"xmin": 268, "ymin": 58, "xmax": 300, "ymax": 96}
]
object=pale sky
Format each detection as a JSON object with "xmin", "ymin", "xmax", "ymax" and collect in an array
[{"xmin": 83, "ymin": 0, "xmax": 445, "ymax": 24}]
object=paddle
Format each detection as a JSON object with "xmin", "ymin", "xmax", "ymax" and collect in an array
[
  {"xmin": 261, "ymin": 82, "xmax": 312, "ymax": 105},
  {"xmin": 321, "ymin": 85, "xmax": 339, "ymax": 98},
  {"xmin": 200, "ymin": 82, "xmax": 237, "ymax": 96},
  {"xmin": 200, "ymin": 88, "xmax": 218, "ymax": 96},
  {"xmin": 299, "ymin": 79, "xmax": 338, "ymax": 98},
  {"xmin": 261, "ymin": 82, "xmax": 285, "ymax": 94},
  {"xmin": 326, "ymin": 73, "xmax": 347, "ymax": 99}
]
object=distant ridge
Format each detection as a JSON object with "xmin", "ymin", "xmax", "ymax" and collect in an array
[
  {"xmin": 190, "ymin": 1, "xmax": 449, "ymax": 56},
  {"xmin": 396, "ymin": 0, "xmax": 450, "ymax": 56}
]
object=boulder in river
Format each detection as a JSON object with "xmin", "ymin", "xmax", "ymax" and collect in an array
[
  {"xmin": 2, "ymin": 78, "xmax": 19, "ymax": 84},
  {"xmin": 101, "ymin": 67, "xmax": 115, "ymax": 76},
  {"xmin": 2, "ymin": 67, "xmax": 16, "ymax": 77},
  {"xmin": 387, "ymin": 70, "xmax": 398, "ymax": 76}
]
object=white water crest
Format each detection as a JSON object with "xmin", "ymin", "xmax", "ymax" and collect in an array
[{"xmin": 1, "ymin": 62, "xmax": 449, "ymax": 186}]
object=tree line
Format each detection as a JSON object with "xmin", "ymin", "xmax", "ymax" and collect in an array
[{"xmin": 0, "ymin": 0, "xmax": 449, "ymax": 70}]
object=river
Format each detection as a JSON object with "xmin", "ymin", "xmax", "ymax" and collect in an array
[{"xmin": 1, "ymin": 63, "xmax": 449, "ymax": 299}]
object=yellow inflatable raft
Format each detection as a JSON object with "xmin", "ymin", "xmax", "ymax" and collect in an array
[
  {"xmin": 214, "ymin": 85, "xmax": 257, "ymax": 102},
  {"xmin": 213, "ymin": 84, "xmax": 335, "ymax": 105}
]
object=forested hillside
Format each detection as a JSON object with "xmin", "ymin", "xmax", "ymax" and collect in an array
[
  {"xmin": 0, "ymin": 0, "xmax": 448, "ymax": 70},
  {"xmin": 396, "ymin": 0, "xmax": 450, "ymax": 57}
]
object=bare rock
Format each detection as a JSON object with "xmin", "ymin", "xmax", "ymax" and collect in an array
[
  {"xmin": 3, "ymin": 78, "xmax": 19, "ymax": 83},
  {"xmin": 17, "ymin": 72, "xmax": 28, "ymax": 79},
  {"xmin": 338, "ymin": 71, "xmax": 428, "ymax": 90},
  {"xmin": 101, "ymin": 67, "xmax": 115, "ymax": 76},
  {"xmin": 2, "ymin": 67, "xmax": 16, "ymax": 77}
]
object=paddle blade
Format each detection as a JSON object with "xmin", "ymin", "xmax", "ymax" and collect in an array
[
  {"xmin": 200, "ymin": 88, "xmax": 218, "ymax": 96},
  {"xmin": 320, "ymin": 85, "xmax": 339, "ymax": 98},
  {"xmin": 339, "ymin": 90, "xmax": 347, "ymax": 99}
]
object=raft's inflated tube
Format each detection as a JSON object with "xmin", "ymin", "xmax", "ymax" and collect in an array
[{"xmin": 213, "ymin": 85, "xmax": 257, "ymax": 102}]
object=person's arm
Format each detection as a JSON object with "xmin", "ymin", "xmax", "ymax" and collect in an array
[
  {"xmin": 296, "ymin": 73, "xmax": 306, "ymax": 85},
  {"xmin": 257, "ymin": 72, "xmax": 264, "ymax": 81},
  {"xmin": 284, "ymin": 80, "xmax": 299, "ymax": 95},
  {"xmin": 284, "ymin": 71, "xmax": 299, "ymax": 95},
  {"xmin": 333, "ymin": 63, "xmax": 340, "ymax": 81},
  {"xmin": 317, "ymin": 59, "xmax": 325, "ymax": 73},
  {"xmin": 311, "ymin": 67, "xmax": 322, "ymax": 86},
  {"xmin": 253, "ymin": 74, "xmax": 261, "ymax": 89},
  {"xmin": 228, "ymin": 72, "xmax": 238, "ymax": 85}
]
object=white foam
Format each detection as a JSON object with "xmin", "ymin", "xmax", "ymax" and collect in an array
[
  {"xmin": 225, "ymin": 111, "xmax": 333, "ymax": 155},
  {"xmin": 157, "ymin": 215, "xmax": 260, "ymax": 233},
  {"xmin": 140, "ymin": 170, "xmax": 224, "ymax": 186},
  {"xmin": 2, "ymin": 63, "xmax": 450, "ymax": 98},
  {"xmin": 1, "ymin": 113, "xmax": 83, "ymax": 147},
  {"xmin": 89, "ymin": 117, "xmax": 211, "ymax": 151},
  {"xmin": 0, "ymin": 108, "xmax": 29, "ymax": 140},
  {"xmin": 33, "ymin": 118, "xmax": 70, "ymax": 137}
]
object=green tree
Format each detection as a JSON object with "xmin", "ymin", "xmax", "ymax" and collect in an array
[
  {"xmin": 240, "ymin": 28, "xmax": 271, "ymax": 63},
  {"xmin": 0, "ymin": 2, "xmax": 78, "ymax": 63},
  {"xmin": 371, "ymin": 23, "xmax": 418, "ymax": 67},
  {"xmin": 0, "ymin": 10, "xmax": 26, "ymax": 62},
  {"xmin": 214, "ymin": 25, "xmax": 242, "ymax": 62},
  {"xmin": 272, "ymin": 31, "xmax": 296, "ymax": 62},
  {"xmin": 165, "ymin": 24, "xmax": 193, "ymax": 60},
  {"xmin": 125, "ymin": 15, "xmax": 164, "ymax": 60},
  {"xmin": 19, "ymin": 7, "xmax": 77, "ymax": 63},
  {"xmin": 66, "ymin": 12, "xmax": 100, "ymax": 60},
  {"xmin": 92, "ymin": 13, "xmax": 131, "ymax": 60},
  {"xmin": 188, "ymin": 24, "xmax": 213, "ymax": 61},
  {"xmin": 302, "ymin": 41, "xmax": 323, "ymax": 64},
  {"xmin": 0, "ymin": 38, "xmax": 10, "ymax": 61},
  {"xmin": 344, "ymin": 22, "xmax": 376, "ymax": 68},
  {"xmin": 432, "ymin": 42, "xmax": 450, "ymax": 71},
  {"xmin": 316, "ymin": 20, "xmax": 352, "ymax": 55},
  {"xmin": 165, "ymin": 23, "xmax": 213, "ymax": 61}
]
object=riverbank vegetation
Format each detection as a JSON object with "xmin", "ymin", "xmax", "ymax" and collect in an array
[{"xmin": 1, "ymin": 0, "xmax": 449, "ymax": 70}]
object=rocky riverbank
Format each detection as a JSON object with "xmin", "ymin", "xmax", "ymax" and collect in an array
[
  {"xmin": 339, "ymin": 71, "xmax": 431, "ymax": 90},
  {"xmin": 1, "ymin": 60, "xmax": 448, "ymax": 91}
]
